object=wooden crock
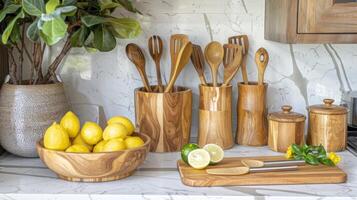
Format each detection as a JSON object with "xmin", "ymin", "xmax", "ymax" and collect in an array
[
  {"xmin": 268, "ymin": 105, "xmax": 306, "ymax": 152},
  {"xmin": 236, "ymin": 82, "xmax": 268, "ymax": 146},
  {"xmin": 198, "ymin": 84, "xmax": 233, "ymax": 149},
  {"xmin": 134, "ymin": 85, "xmax": 192, "ymax": 152},
  {"xmin": 307, "ymin": 99, "xmax": 347, "ymax": 152},
  {"xmin": 0, "ymin": 82, "xmax": 69, "ymax": 157}
]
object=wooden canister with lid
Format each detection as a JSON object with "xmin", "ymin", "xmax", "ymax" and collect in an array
[
  {"xmin": 268, "ymin": 105, "xmax": 306, "ymax": 152},
  {"xmin": 307, "ymin": 99, "xmax": 348, "ymax": 152}
]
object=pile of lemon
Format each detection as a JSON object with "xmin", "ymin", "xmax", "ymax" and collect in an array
[{"xmin": 43, "ymin": 111, "xmax": 145, "ymax": 153}]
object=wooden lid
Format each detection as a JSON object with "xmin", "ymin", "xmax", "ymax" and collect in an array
[
  {"xmin": 268, "ymin": 105, "xmax": 306, "ymax": 123},
  {"xmin": 309, "ymin": 99, "xmax": 347, "ymax": 115}
]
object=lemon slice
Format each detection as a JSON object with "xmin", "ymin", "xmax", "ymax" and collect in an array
[
  {"xmin": 187, "ymin": 149, "xmax": 211, "ymax": 169},
  {"xmin": 203, "ymin": 144, "xmax": 224, "ymax": 164}
]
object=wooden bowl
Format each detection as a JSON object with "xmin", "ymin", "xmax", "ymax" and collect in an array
[{"xmin": 36, "ymin": 133, "xmax": 151, "ymax": 182}]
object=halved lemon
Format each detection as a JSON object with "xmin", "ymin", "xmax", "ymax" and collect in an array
[
  {"xmin": 187, "ymin": 149, "xmax": 211, "ymax": 169},
  {"xmin": 203, "ymin": 144, "xmax": 224, "ymax": 164}
]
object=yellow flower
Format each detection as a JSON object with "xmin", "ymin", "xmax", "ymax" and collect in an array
[
  {"xmin": 285, "ymin": 145, "xmax": 293, "ymax": 159},
  {"xmin": 329, "ymin": 152, "xmax": 341, "ymax": 165}
]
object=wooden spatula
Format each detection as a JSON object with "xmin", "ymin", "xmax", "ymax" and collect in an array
[
  {"xmin": 204, "ymin": 41, "xmax": 224, "ymax": 87},
  {"xmin": 148, "ymin": 35, "xmax": 164, "ymax": 92},
  {"xmin": 222, "ymin": 44, "xmax": 243, "ymax": 86},
  {"xmin": 241, "ymin": 159, "xmax": 306, "ymax": 168},
  {"xmin": 165, "ymin": 42, "xmax": 193, "ymax": 93},
  {"xmin": 191, "ymin": 44, "xmax": 207, "ymax": 85},
  {"xmin": 228, "ymin": 35, "xmax": 249, "ymax": 84},
  {"xmin": 170, "ymin": 34, "xmax": 190, "ymax": 79},
  {"xmin": 126, "ymin": 43, "xmax": 152, "ymax": 92},
  {"xmin": 255, "ymin": 47, "xmax": 269, "ymax": 85},
  {"xmin": 206, "ymin": 165, "xmax": 298, "ymax": 176}
]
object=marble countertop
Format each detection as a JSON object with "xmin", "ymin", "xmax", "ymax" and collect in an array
[{"xmin": 0, "ymin": 145, "xmax": 356, "ymax": 200}]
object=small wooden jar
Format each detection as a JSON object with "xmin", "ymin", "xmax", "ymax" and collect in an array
[
  {"xmin": 307, "ymin": 99, "xmax": 347, "ymax": 152},
  {"xmin": 268, "ymin": 105, "xmax": 306, "ymax": 152},
  {"xmin": 135, "ymin": 85, "xmax": 192, "ymax": 152},
  {"xmin": 198, "ymin": 84, "xmax": 234, "ymax": 149},
  {"xmin": 236, "ymin": 82, "xmax": 268, "ymax": 146}
]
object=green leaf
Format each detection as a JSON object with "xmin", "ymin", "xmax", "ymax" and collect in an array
[
  {"xmin": 107, "ymin": 17, "xmax": 141, "ymax": 38},
  {"xmin": 99, "ymin": 0, "xmax": 120, "ymax": 11},
  {"xmin": 26, "ymin": 18, "xmax": 40, "ymax": 42},
  {"xmin": 55, "ymin": 6, "xmax": 77, "ymax": 16},
  {"xmin": 71, "ymin": 25, "xmax": 90, "ymax": 47},
  {"xmin": 320, "ymin": 158, "xmax": 335, "ymax": 166},
  {"xmin": 62, "ymin": 0, "xmax": 77, "ymax": 6},
  {"xmin": 46, "ymin": 0, "xmax": 59, "ymax": 14},
  {"xmin": 305, "ymin": 154, "xmax": 319, "ymax": 165},
  {"xmin": 93, "ymin": 24, "xmax": 116, "ymax": 52},
  {"xmin": 116, "ymin": 0, "xmax": 141, "ymax": 14},
  {"xmin": 22, "ymin": 0, "xmax": 45, "ymax": 16},
  {"xmin": 81, "ymin": 15, "xmax": 107, "ymax": 27},
  {"xmin": 1, "ymin": 10, "xmax": 24, "ymax": 44},
  {"xmin": 318, "ymin": 145, "xmax": 327, "ymax": 156},
  {"xmin": 0, "ymin": 4, "xmax": 21, "ymax": 22},
  {"xmin": 291, "ymin": 144, "xmax": 302, "ymax": 155},
  {"xmin": 40, "ymin": 17, "xmax": 68, "ymax": 45},
  {"xmin": 10, "ymin": 23, "xmax": 20, "ymax": 43}
]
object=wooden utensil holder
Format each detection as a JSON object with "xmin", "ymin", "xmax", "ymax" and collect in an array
[
  {"xmin": 236, "ymin": 82, "xmax": 268, "ymax": 146},
  {"xmin": 198, "ymin": 84, "xmax": 234, "ymax": 149},
  {"xmin": 135, "ymin": 85, "xmax": 192, "ymax": 152}
]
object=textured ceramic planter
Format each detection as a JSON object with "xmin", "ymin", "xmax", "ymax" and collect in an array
[{"xmin": 0, "ymin": 83, "xmax": 69, "ymax": 157}]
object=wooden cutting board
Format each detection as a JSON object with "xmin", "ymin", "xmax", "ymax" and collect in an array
[{"xmin": 177, "ymin": 156, "xmax": 347, "ymax": 187}]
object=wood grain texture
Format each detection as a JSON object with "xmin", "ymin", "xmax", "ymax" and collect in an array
[
  {"xmin": 265, "ymin": 0, "xmax": 357, "ymax": 43},
  {"xmin": 307, "ymin": 113, "xmax": 347, "ymax": 152},
  {"xmin": 37, "ymin": 133, "xmax": 150, "ymax": 182},
  {"xmin": 198, "ymin": 84, "xmax": 233, "ymax": 149},
  {"xmin": 177, "ymin": 156, "xmax": 347, "ymax": 187},
  {"xmin": 236, "ymin": 82, "xmax": 268, "ymax": 146},
  {"xmin": 135, "ymin": 86, "xmax": 192, "ymax": 152}
]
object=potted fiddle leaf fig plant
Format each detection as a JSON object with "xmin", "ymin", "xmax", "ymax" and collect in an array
[{"xmin": 0, "ymin": 0, "xmax": 141, "ymax": 157}]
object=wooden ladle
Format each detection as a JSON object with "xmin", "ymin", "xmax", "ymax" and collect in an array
[
  {"xmin": 228, "ymin": 35, "xmax": 249, "ymax": 84},
  {"xmin": 165, "ymin": 42, "xmax": 193, "ymax": 93},
  {"xmin": 206, "ymin": 165, "xmax": 298, "ymax": 176},
  {"xmin": 241, "ymin": 159, "xmax": 306, "ymax": 168},
  {"xmin": 126, "ymin": 43, "xmax": 152, "ymax": 92},
  {"xmin": 148, "ymin": 35, "xmax": 164, "ymax": 92},
  {"xmin": 191, "ymin": 44, "xmax": 207, "ymax": 85},
  {"xmin": 204, "ymin": 41, "xmax": 224, "ymax": 87},
  {"xmin": 222, "ymin": 44, "xmax": 243, "ymax": 86},
  {"xmin": 170, "ymin": 34, "xmax": 190, "ymax": 79},
  {"xmin": 255, "ymin": 47, "xmax": 269, "ymax": 85}
]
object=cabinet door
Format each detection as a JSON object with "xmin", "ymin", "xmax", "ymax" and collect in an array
[{"xmin": 298, "ymin": 0, "xmax": 357, "ymax": 33}]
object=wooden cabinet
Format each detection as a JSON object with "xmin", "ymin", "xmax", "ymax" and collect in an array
[{"xmin": 265, "ymin": 0, "xmax": 357, "ymax": 43}]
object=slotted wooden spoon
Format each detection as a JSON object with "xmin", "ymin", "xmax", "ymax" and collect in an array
[
  {"xmin": 206, "ymin": 165, "xmax": 298, "ymax": 176},
  {"xmin": 170, "ymin": 34, "xmax": 190, "ymax": 79},
  {"xmin": 191, "ymin": 44, "xmax": 207, "ymax": 85},
  {"xmin": 255, "ymin": 47, "xmax": 269, "ymax": 85},
  {"xmin": 222, "ymin": 44, "xmax": 243, "ymax": 86},
  {"xmin": 241, "ymin": 159, "xmax": 305, "ymax": 168},
  {"xmin": 228, "ymin": 35, "xmax": 249, "ymax": 84},
  {"xmin": 126, "ymin": 43, "xmax": 152, "ymax": 92},
  {"xmin": 204, "ymin": 41, "xmax": 224, "ymax": 87},
  {"xmin": 148, "ymin": 35, "xmax": 164, "ymax": 92},
  {"xmin": 165, "ymin": 42, "xmax": 193, "ymax": 93}
]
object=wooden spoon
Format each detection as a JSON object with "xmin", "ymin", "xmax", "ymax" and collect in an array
[
  {"xmin": 204, "ymin": 41, "xmax": 224, "ymax": 87},
  {"xmin": 170, "ymin": 34, "xmax": 190, "ymax": 79},
  {"xmin": 126, "ymin": 43, "xmax": 152, "ymax": 92},
  {"xmin": 241, "ymin": 159, "xmax": 306, "ymax": 168},
  {"xmin": 165, "ymin": 42, "xmax": 193, "ymax": 93},
  {"xmin": 206, "ymin": 165, "xmax": 298, "ymax": 176},
  {"xmin": 228, "ymin": 35, "xmax": 249, "ymax": 84},
  {"xmin": 255, "ymin": 47, "xmax": 269, "ymax": 85},
  {"xmin": 222, "ymin": 44, "xmax": 243, "ymax": 86},
  {"xmin": 191, "ymin": 44, "xmax": 207, "ymax": 85},
  {"xmin": 148, "ymin": 35, "xmax": 164, "ymax": 92}
]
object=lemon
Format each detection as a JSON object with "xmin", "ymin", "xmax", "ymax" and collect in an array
[
  {"xmin": 124, "ymin": 136, "xmax": 144, "ymax": 149},
  {"xmin": 187, "ymin": 149, "xmax": 211, "ymax": 169},
  {"xmin": 44, "ymin": 122, "xmax": 71, "ymax": 151},
  {"xmin": 72, "ymin": 134, "xmax": 93, "ymax": 151},
  {"xmin": 181, "ymin": 143, "xmax": 200, "ymax": 164},
  {"xmin": 102, "ymin": 139, "xmax": 126, "ymax": 152},
  {"xmin": 60, "ymin": 111, "xmax": 80, "ymax": 138},
  {"xmin": 65, "ymin": 144, "xmax": 90, "ymax": 153},
  {"xmin": 80, "ymin": 122, "xmax": 103, "ymax": 145},
  {"xmin": 203, "ymin": 144, "xmax": 224, "ymax": 164},
  {"xmin": 107, "ymin": 116, "xmax": 135, "ymax": 135},
  {"xmin": 103, "ymin": 123, "xmax": 128, "ymax": 141},
  {"xmin": 93, "ymin": 140, "xmax": 106, "ymax": 152}
]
